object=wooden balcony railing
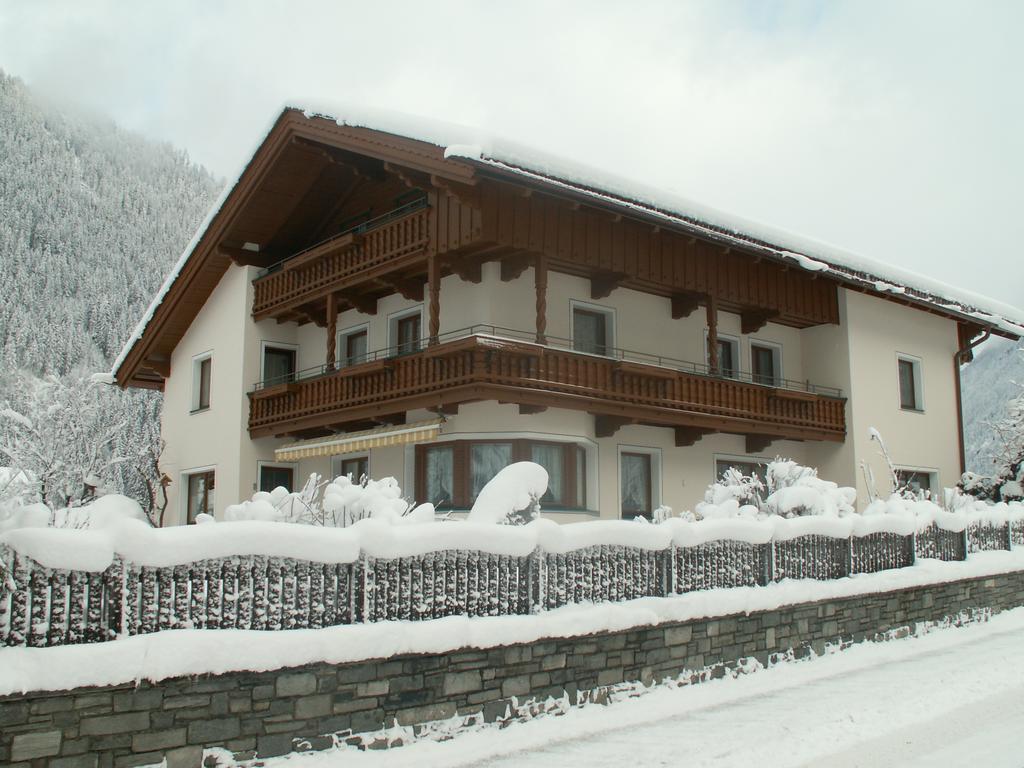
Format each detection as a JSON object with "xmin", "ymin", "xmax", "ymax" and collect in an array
[
  {"xmin": 248, "ymin": 329, "xmax": 847, "ymax": 441},
  {"xmin": 252, "ymin": 201, "xmax": 431, "ymax": 319}
]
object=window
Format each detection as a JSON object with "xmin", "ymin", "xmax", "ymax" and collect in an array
[
  {"xmin": 751, "ymin": 343, "xmax": 781, "ymax": 386},
  {"xmin": 572, "ymin": 305, "xmax": 612, "ymax": 356},
  {"xmin": 422, "ymin": 444, "xmax": 454, "ymax": 506},
  {"xmin": 896, "ymin": 469, "xmax": 934, "ymax": 497},
  {"xmin": 708, "ymin": 335, "xmax": 739, "ymax": 378},
  {"xmin": 259, "ymin": 464, "xmax": 294, "ymax": 493},
  {"xmin": 339, "ymin": 327, "xmax": 368, "ymax": 367},
  {"xmin": 262, "ymin": 345, "xmax": 296, "ymax": 385},
  {"xmin": 191, "ymin": 353, "xmax": 212, "ymax": 412},
  {"xmin": 715, "ymin": 458, "xmax": 767, "ymax": 484},
  {"xmin": 898, "ymin": 356, "xmax": 923, "ymax": 411},
  {"xmin": 186, "ymin": 470, "xmax": 215, "ymax": 523},
  {"xmin": 333, "ymin": 455, "xmax": 369, "ymax": 483},
  {"xmin": 620, "ymin": 452, "xmax": 653, "ymax": 519},
  {"xmin": 416, "ymin": 439, "xmax": 589, "ymax": 510},
  {"xmin": 390, "ymin": 310, "xmax": 422, "ymax": 356}
]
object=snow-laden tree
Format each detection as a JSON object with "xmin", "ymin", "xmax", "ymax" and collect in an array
[
  {"xmin": 962, "ymin": 382, "xmax": 1024, "ymax": 502},
  {"xmin": 0, "ymin": 372, "xmax": 164, "ymax": 519}
]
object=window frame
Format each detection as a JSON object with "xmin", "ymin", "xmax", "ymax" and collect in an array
[
  {"xmin": 618, "ymin": 447, "xmax": 660, "ymax": 520},
  {"xmin": 705, "ymin": 332, "xmax": 740, "ymax": 379},
  {"xmin": 190, "ymin": 351, "xmax": 213, "ymax": 413},
  {"xmin": 259, "ymin": 340, "xmax": 298, "ymax": 386},
  {"xmin": 388, "ymin": 306, "xmax": 424, "ymax": 357},
  {"xmin": 337, "ymin": 322, "xmax": 370, "ymax": 367},
  {"xmin": 570, "ymin": 300, "xmax": 616, "ymax": 357},
  {"xmin": 714, "ymin": 455, "xmax": 769, "ymax": 484},
  {"xmin": 183, "ymin": 467, "xmax": 216, "ymax": 524},
  {"xmin": 331, "ymin": 454, "xmax": 370, "ymax": 484},
  {"xmin": 896, "ymin": 353, "xmax": 924, "ymax": 412},
  {"xmin": 895, "ymin": 467, "xmax": 937, "ymax": 497},
  {"xmin": 750, "ymin": 339, "xmax": 783, "ymax": 387},
  {"xmin": 415, "ymin": 437, "xmax": 591, "ymax": 511},
  {"xmin": 257, "ymin": 461, "xmax": 297, "ymax": 494}
]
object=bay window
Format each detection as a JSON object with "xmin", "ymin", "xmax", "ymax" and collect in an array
[{"xmin": 416, "ymin": 439, "xmax": 589, "ymax": 510}]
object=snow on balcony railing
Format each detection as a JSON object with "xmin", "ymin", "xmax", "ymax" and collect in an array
[{"xmin": 2, "ymin": 509, "xmax": 1023, "ymax": 649}]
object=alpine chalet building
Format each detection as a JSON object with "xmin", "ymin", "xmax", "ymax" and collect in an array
[{"xmin": 113, "ymin": 107, "xmax": 1024, "ymax": 524}]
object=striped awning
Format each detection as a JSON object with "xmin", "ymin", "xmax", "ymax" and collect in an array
[{"xmin": 274, "ymin": 418, "xmax": 443, "ymax": 461}]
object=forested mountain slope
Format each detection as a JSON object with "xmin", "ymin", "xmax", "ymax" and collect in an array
[
  {"xmin": 0, "ymin": 71, "xmax": 221, "ymax": 514},
  {"xmin": 961, "ymin": 336, "xmax": 1024, "ymax": 475}
]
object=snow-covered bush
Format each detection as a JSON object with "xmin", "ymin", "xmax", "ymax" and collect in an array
[
  {"xmin": 0, "ymin": 492, "xmax": 146, "ymax": 533},
  {"xmin": 696, "ymin": 458, "xmax": 857, "ymax": 519},
  {"xmin": 224, "ymin": 473, "xmax": 434, "ymax": 527},
  {"xmin": 466, "ymin": 462, "xmax": 548, "ymax": 525}
]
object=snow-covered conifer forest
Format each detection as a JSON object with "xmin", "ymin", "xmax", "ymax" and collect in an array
[{"xmin": 0, "ymin": 71, "xmax": 221, "ymax": 516}]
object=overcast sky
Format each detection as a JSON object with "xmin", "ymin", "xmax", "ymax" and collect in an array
[{"xmin": 1, "ymin": 0, "xmax": 1022, "ymax": 313}]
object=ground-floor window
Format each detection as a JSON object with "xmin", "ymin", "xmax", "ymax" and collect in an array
[
  {"xmin": 715, "ymin": 458, "xmax": 767, "ymax": 483},
  {"xmin": 259, "ymin": 464, "xmax": 294, "ymax": 493},
  {"xmin": 186, "ymin": 470, "xmax": 215, "ymax": 523},
  {"xmin": 896, "ymin": 468, "xmax": 934, "ymax": 497},
  {"xmin": 416, "ymin": 439, "xmax": 588, "ymax": 510},
  {"xmin": 620, "ymin": 452, "xmax": 653, "ymax": 519},
  {"xmin": 333, "ymin": 455, "xmax": 369, "ymax": 484}
]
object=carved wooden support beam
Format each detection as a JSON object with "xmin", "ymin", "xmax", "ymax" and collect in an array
[
  {"xmin": 383, "ymin": 277, "xmax": 425, "ymax": 302},
  {"xmin": 745, "ymin": 434, "xmax": 778, "ymax": 454},
  {"xmin": 217, "ymin": 244, "xmax": 270, "ymax": 267},
  {"xmin": 295, "ymin": 307, "xmax": 326, "ymax": 328},
  {"xmin": 500, "ymin": 254, "xmax": 532, "ymax": 282},
  {"xmin": 447, "ymin": 255, "xmax": 482, "ymax": 284},
  {"xmin": 144, "ymin": 356, "xmax": 171, "ymax": 378},
  {"xmin": 384, "ymin": 162, "xmax": 430, "ymax": 189},
  {"xmin": 741, "ymin": 309, "xmax": 778, "ymax": 335},
  {"xmin": 591, "ymin": 271, "xmax": 627, "ymax": 300},
  {"xmin": 594, "ymin": 414, "xmax": 631, "ymax": 438},
  {"xmin": 674, "ymin": 427, "xmax": 715, "ymax": 447},
  {"xmin": 518, "ymin": 404, "xmax": 547, "ymax": 416},
  {"xmin": 671, "ymin": 292, "xmax": 704, "ymax": 320},
  {"xmin": 342, "ymin": 292, "xmax": 378, "ymax": 316}
]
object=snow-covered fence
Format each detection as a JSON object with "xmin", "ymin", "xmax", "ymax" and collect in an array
[{"xmin": 0, "ymin": 514, "xmax": 1019, "ymax": 648}]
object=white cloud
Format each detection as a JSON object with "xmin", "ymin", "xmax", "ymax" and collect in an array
[{"xmin": 1, "ymin": 0, "xmax": 1021, "ymax": 309}]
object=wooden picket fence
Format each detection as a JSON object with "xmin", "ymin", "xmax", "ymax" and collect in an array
[{"xmin": 0, "ymin": 521, "xmax": 1014, "ymax": 648}]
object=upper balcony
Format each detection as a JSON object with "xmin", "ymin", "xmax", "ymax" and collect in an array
[
  {"xmin": 247, "ymin": 326, "xmax": 846, "ymax": 446},
  {"xmin": 251, "ymin": 199, "xmax": 431, "ymax": 322}
]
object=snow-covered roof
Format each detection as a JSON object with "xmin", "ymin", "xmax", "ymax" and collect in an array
[{"xmin": 113, "ymin": 103, "xmax": 1024, "ymax": 381}]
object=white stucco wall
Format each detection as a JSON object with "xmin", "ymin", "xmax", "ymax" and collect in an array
[
  {"xmin": 158, "ymin": 265, "xmax": 965, "ymax": 524},
  {"xmin": 842, "ymin": 289, "xmax": 961, "ymax": 504}
]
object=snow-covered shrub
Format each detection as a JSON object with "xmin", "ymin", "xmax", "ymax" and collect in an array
[
  {"xmin": 466, "ymin": 462, "xmax": 548, "ymax": 525},
  {"xmin": 224, "ymin": 473, "xmax": 433, "ymax": 527},
  {"xmin": 696, "ymin": 458, "xmax": 856, "ymax": 519},
  {"xmin": 0, "ymin": 492, "xmax": 146, "ymax": 533}
]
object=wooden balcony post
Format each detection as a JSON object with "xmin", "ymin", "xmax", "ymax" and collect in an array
[
  {"xmin": 428, "ymin": 252, "xmax": 440, "ymax": 345},
  {"xmin": 326, "ymin": 292, "xmax": 338, "ymax": 369},
  {"xmin": 706, "ymin": 294, "xmax": 719, "ymax": 375},
  {"xmin": 535, "ymin": 252, "xmax": 548, "ymax": 344}
]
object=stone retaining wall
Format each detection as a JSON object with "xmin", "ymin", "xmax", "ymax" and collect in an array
[{"xmin": 4, "ymin": 569, "xmax": 1024, "ymax": 767}]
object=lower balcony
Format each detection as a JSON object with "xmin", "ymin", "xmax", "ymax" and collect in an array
[{"xmin": 247, "ymin": 326, "xmax": 846, "ymax": 443}]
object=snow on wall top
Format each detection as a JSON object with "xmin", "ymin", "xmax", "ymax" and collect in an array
[{"xmin": 112, "ymin": 102, "xmax": 1024, "ymax": 380}]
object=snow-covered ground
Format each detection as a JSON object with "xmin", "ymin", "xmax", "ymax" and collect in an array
[{"xmin": 250, "ymin": 608, "xmax": 1024, "ymax": 768}]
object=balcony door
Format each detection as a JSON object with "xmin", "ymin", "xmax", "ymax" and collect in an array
[
  {"xmin": 573, "ymin": 307, "xmax": 610, "ymax": 356},
  {"xmin": 396, "ymin": 313, "xmax": 421, "ymax": 356}
]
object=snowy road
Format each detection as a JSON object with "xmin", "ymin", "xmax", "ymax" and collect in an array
[{"xmin": 258, "ymin": 609, "xmax": 1024, "ymax": 768}]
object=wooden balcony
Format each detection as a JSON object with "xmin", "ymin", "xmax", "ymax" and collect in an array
[
  {"xmin": 248, "ymin": 329, "xmax": 846, "ymax": 443},
  {"xmin": 251, "ymin": 201, "xmax": 432, "ymax": 320}
]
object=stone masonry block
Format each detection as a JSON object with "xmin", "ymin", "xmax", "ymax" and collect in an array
[
  {"xmin": 443, "ymin": 670, "xmax": 481, "ymax": 696},
  {"xmin": 131, "ymin": 728, "xmax": 187, "ymax": 753},
  {"xmin": 501, "ymin": 675, "xmax": 531, "ymax": 698},
  {"xmin": 50, "ymin": 755, "xmax": 100, "ymax": 768},
  {"xmin": 295, "ymin": 694, "xmax": 333, "ymax": 720},
  {"xmin": 11, "ymin": 730, "xmax": 63, "ymax": 761},
  {"xmin": 80, "ymin": 712, "xmax": 150, "ymax": 736},
  {"xmin": 277, "ymin": 673, "xmax": 317, "ymax": 698},
  {"xmin": 187, "ymin": 717, "xmax": 241, "ymax": 743},
  {"xmin": 665, "ymin": 626, "xmax": 693, "ymax": 645}
]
